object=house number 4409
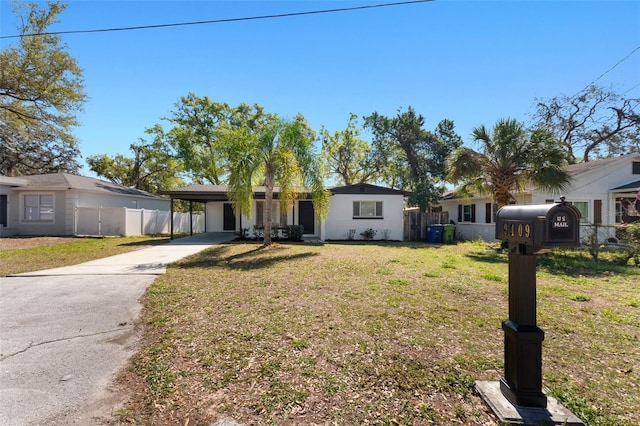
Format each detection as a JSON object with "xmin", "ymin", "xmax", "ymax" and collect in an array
[{"xmin": 503, "ymin": 222, "xmax": 532, "ymax": 238}]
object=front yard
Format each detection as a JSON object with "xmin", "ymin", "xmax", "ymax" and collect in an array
[{"xmin": 112, "ymin": 241, "xmax": 639, "ymax": 425}]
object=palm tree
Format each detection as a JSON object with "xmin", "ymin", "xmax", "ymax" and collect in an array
[
  {"xmin": 446, "ymin": 118, "xmax": 570, "ymax": 208},
  {"xmin": 226, "ymin": 116, "xmax": 330, "ymax": 246}
]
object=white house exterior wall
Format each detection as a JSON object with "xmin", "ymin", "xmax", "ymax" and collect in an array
[{"xmin": 324, "ymin": 193, "xmax": 404, "ymax": 241}]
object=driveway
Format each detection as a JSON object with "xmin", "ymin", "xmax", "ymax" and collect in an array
[{"xmin": 0, "ymin": 232, "xmax": 235, "ymax": 425}]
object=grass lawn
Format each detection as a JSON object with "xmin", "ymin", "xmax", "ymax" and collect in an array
[
  {"xmin": 0, "ymin": 235, "xmax": 171, "ymax": 277},
  {"xmin": 111, "ymin": 241, "xmax": 639, "ymax": 425}
]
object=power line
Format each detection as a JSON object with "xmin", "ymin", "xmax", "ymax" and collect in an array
[
  {"xmin": 572, "ymin": 45, "xmax": 640, "ymax": 98},
  {"xmin": 0, "ymin": 0, "xmax": 435, "ymax": 39}
]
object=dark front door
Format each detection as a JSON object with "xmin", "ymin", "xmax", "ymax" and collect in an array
[
  {"xmin": 0, "ymin": 195, "xmax": 7, "ymax": 227},
  {"xmin": 298, "ymin": 201, "xmax": 315, "ymax": 234},
  {"xmin": 223, "ymin": 203, "xmax": 236, "ymax": 231}
]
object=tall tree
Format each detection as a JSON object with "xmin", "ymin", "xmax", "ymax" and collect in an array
[
  {"xmin": 226, "ymin": 115, "xmax": 330, "ymax": 246},
  {"xmin": 364, "ymin": 107, "xmax": 462, "ymax": 211},
  {"xmin": 320, "ymin": 113, "xmax": 379, "ymax": 185},
  {"xmin": 0, "ymin": 1, "xmax": 86, "ymax": 176},
  {"xmin": 165, "ymin": 94, "xmax": 273, "ymax": 184},
  {"xmin": 87, "ymin": 125, "xmax": 184, "ymax": 193},
  {"xmin": 533, "ymin": 85, "xmax": 640, "ymax": 163},
  {"xmin": 446, "ymin": 118, "xmax": 571, "ymax": 208}
]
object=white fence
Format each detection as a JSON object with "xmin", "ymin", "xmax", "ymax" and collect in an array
[{"xmin": 74, "ymin": 207, "xmax": 204, "ymax": 236}]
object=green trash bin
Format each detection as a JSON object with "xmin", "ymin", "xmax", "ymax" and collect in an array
[{"xmin": 442, "ymin": 224, "xmax": 456, "ymax": 244}]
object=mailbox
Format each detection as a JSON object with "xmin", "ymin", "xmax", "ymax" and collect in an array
[{"xmin": 495, "ymin": 201, "xmax": 581, "ymax": 248}]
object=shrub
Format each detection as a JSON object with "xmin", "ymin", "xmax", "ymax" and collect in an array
[
  {"xmin": 360, "ymin": 228, "xmax": 377, "ymax": 240},
  {"xmin": 614, "ymin": 223, "xmax": 640, "ymax": 266},
  {"xmin": 283, "ymin": 225, "xmax": 304, "ymax": 242}
]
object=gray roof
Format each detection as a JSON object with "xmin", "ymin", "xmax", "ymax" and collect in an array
[
  {"xmin": 564, "ymin": 153, "xmax": 640, "ymax": 177},
  {"xmin": 5, "ymin": 173, "xmax": 167, "ymax": 199},
  {"xmin": 329, "ymin": 183, "xmax": 409, "ymax": 196}
]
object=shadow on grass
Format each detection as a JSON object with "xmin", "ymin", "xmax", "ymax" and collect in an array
[
  {"xmin": 173, "ymin": 243, "xmax": 319, "ymax": 270},
  {"xmin": 465, "ymin": 251, "xmax": 507, "ymax": 264},
  {"xmin": 466, "ymin": 247, "xmax": 638, "ymax": 277}
]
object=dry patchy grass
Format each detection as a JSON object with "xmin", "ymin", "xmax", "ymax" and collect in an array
[
  {"xmin": 0, "ymin": 235, "xmax": 170, "ymax": 276},
  {"xmin": 114, "ymin": 241, "xmax": 638, "ymax": 425}
]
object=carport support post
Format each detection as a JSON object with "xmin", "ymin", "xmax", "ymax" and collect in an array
[
  {"xmin": 500, "ymin": 243, "xmax": 547, "ymax": 408},
  {"xmin": 170, "ymin": 198, "xmax": 174, "ymax": 240}
]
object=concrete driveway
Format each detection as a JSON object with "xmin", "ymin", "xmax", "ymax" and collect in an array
[{"xmin": 0, "ymin": 232, "xmax": 235, "ymax": 425}]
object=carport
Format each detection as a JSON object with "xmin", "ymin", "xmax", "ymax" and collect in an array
[
  {"xmin": 161, "ymin": 184, "xmax": 311, "ymax": 239},
  {"xmin": 161, "ymin": 185, "xmax": 229, "ymax": 239}
]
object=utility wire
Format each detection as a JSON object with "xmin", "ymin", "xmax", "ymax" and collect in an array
[
  {"xmin": 0, "ymin": 0, "xmax": 435, "ymax": 39},
  {"xmin": 571, "ymin": 45, "xmax": 640, "ymax": 98}
]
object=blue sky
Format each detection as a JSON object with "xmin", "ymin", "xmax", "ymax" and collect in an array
[{"xmin": 2, "ymin": 0, "xmax": 640, "ymax": 178}]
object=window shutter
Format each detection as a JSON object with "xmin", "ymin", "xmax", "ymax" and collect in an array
[
  {"xmin": 256, "ymin": 201, "xmax": 264, "ymax": 226},
  {"xmin": 471, "ymin": 204, "xmax": 476, "ymax": 223},
  {"xmin": 376, "ymin": 201, "xmax": 383, "ymax": 217},
  {"xmin": 485, "ymin": 203, "xmax": 492, "ymax": 223},
  {"xmin": 457, "ymin": 205, "xmax": 462, "ymax": 222},
  {"xmin": 353, "ymin": 202, "xmax": 359, "ymax": 217},
  {"xmin": 594, "ymin": 199, "xmax": 602, "ymax": 224}
]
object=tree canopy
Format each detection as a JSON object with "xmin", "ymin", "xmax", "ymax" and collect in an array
[
  {"xmin": 319, "ymin": 113, "xmax": 379, "ymax": 186},
  {"xmin": 533, "ymin": 85, "xmax": 640, "ymax": 163},
  {"xmin": 87, "ymin": 125, "xmax": 184, "ymax": 194},
  {"xmin": 364, "ymin": 108, "xmax": 462, "ymax": 211},
  {"xmin": 164, "ymin": 94, "xmax": 273, "ymax": 185},
  {"xmin": 0, "ymin": 1, "xmax": 86, "ymax": 176},
  {"xmin": 446, "ymin": 118, "xmax": 571, "ymax": 208}
]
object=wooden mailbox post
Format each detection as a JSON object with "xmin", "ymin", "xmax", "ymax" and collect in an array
[{"xmin": 495, "ymin": 199, "xmax": 581, "ymax": 408}]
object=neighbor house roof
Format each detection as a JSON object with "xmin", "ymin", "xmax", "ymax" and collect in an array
[
  {"xmin": 443, "ymin": 153, "xmax": 640, "ymax": 200},
  {"xmin": 611, "ymin": 180, "xmax": 640, "ymax": 191},
  {"xmin": 6, "ymin": 173, "xmax": 167, "ymax": 199},
  {"xmin": 0, "ymin": 176, "xmax": 28, "ymax": 187},
  {"xmin": 564, "ymin": 153, "xmax": 640, "ymax": 177}
]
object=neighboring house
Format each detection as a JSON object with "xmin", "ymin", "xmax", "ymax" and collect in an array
[
  {"xmin": 438, "ymin": 153, "xmax": 640, "ymax": 242},
  {"xmin": 162, "ymin": 183, "xmax": 408, "ymax": 241},
  {"xmin": 0, "ymin": 173, "xmax": 170, "ymax": 237}
]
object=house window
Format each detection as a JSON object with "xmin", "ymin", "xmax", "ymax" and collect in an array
[
  {"xmin": 255, "ymin": 201, "xmax": 282, "ymax": 226},
  {"xmin": 457, "ymin": 204, "xmax": 476, "ymax": 223},
  {"xmin": 567, "ymin": 201, "xmax": 589, "ymax": 223},
  {"xmin": 353, "ymin": 201, "xmax": 383, "ymax": 218},
  {"xmin": 23, "ymin": 194, "xmax": 54, "ymax": 222},
  {"xmin": 463, "ymin": 205, "xmax": 473, "ymax": 222}
]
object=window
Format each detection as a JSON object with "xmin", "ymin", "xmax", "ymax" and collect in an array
[
  {"xmin": 23, "ymin": 194, "xmax": 53, "ymax": 222},
  {"xmin": 463, "ymin": 205, "xmax": 473, "ymax": 222},
  {"xmin": 353, "ymin": 201, "xmax": 383, "ymax": 218},
  {"xmin": 568, "ymin": 201, "xmax": 589, "ymax": 223},
  {"xmin": 457, "ymin": 204, "xmax": 476, "ymax": 223},
  {"xmin": 255, "ymin": 201, "xmax": 283, "ymax": 226}
]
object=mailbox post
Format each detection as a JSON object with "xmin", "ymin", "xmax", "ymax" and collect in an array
[{"xmin": 495, "ymin": 198, "xmax": 581, "ymax": 408}]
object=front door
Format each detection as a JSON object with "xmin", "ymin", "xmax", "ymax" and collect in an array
[
  {"xmin": 223, "ymin": 203, "xmax": 236, "ymax": 231},
  {"xmin": 298, "ymin": 201, "xmax": 315, "ymax": 234}
]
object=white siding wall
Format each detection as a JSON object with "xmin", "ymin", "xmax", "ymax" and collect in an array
[{"xmin": 324, "ymin": 193, "xmax": 404, "ymax": 241}]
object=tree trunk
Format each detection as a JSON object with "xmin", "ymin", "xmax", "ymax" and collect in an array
[{"xmin": 263, "ymin": 166, "xmax": 275, "ymax": 246}]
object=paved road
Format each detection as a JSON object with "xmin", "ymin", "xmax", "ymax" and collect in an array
[{"xmin": 0, "ymin": 233, "xmax": 235, "ymax": 425}]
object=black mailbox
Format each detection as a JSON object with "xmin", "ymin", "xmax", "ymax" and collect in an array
[{"xmin": 495, "ymin": 201, "xmax": 581, "ymax": 248}]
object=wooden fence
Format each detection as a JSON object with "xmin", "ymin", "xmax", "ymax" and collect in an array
[{"xmin": 403, "ymin": 210, "xmax": 449, "ymax": 241}]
